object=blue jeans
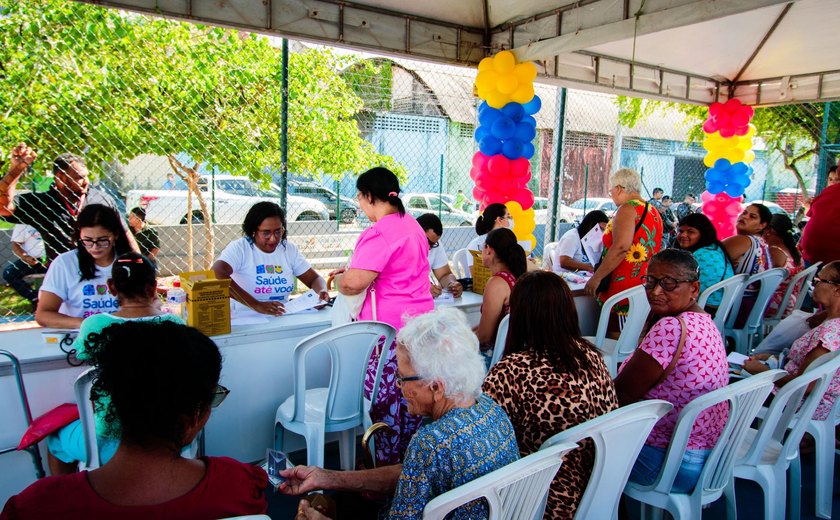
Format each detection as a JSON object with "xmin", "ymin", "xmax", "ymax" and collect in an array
[
  {"xmin": 3, "ymin": 259, "xmax": 46, "ymax": 302},
  {"xmin": 629, "ymin": 444, "xmax": 710, "ymax": 493}
]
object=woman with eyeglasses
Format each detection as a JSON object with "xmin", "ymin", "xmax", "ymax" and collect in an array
[
  {"xmin": 45, "ymin": 252, "xmax": 185, "ymax": 475},
  {"xmin": 615, "ymin": 249, "xmax": 728, "ymax": 492},
  {"xmin": 36, "ymin": 204, "xmax": 132, "ymax": 328},
  {"xmin": 466, "ymin": 202, "xmax": 511, "ymax": 252},
  {"xmin": 212, "ymin": 201, "xmax": 328, "ymax": 316},
  {"xmin": 744, "ymin": 261, "xmax": 840, "ymax": 420},
  {"xmin": 3, "ymin": 321, "xmax": 269, "ymax": 518}
]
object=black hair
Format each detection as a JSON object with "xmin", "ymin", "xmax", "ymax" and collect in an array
[
  {"xmin": 416, "ymin": 213, "xmax": 443, "ymax": 236},
  {"xmin": 111, "ymin": 252, "xmax": 157, "ymax": 303},
  {"xmin": 74, "ymin": 204, "xmax": 132, "ymax": 281},
  {"xmin": 684, "ymin": 193, "xmax": 695, "ymax": 199},
  {"xmin": 652, "ymin": 187, "xmax": 664, "ymax": 195},
  {"xmin": 506, "ymin": 271, "xmax": 595, "ymax": 371},
  {"xmin": 577, "ymin": 210, "xmax": 609, "ymax": 239},
  {"xmin": 484, "ymin": 227, "xmax": 527, "ymax": 278},
  {"xmin": 662, "ymin": 195, "xmax": 672, "ymax": 202},
  {"xmin": 823, "ymin": 260, "xmax": 840, "ymax": 283},
  {"xmin": 676, "ymin": 213, "xmax": 723, "ymax": 252},
  {"xmin": 242, "ymin": 201, "xmax": 287, "ymax": 245},
  {"xmin": 356, "ymin": 167, "xmax": 405, "ymax": 216},
  {"xmin": 475, "ymin": 203, "xmax": 507, "ymax": 236},
  {"xmin": 829, "ymin": 166, "xmax": 837, "ymax": 174},
  {"xmin": 650, "ymin": 248, "xmax": 700, "ymax": 280},
  {"xmin": 129, "ymin": 207, "xmax": 146, "ymax": 222},
  {"xmin": 87, "ymin": 321, "xmax": 222, "ymax": 447},
  {"xmin": 748, "ymin": 203, "xmax": 773, "ymax": 231},
  {"xmin": 767, "ymin": 214, "xmax": 801, "ymax": 265},
  {"xmin": 53, "ymin": 153, "xmax": 86, "ymax": 176}
]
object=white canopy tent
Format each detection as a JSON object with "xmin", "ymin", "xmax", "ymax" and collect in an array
[{"xmin": 75, "ymin": 0, "xmax": 840, "ymax": 106}]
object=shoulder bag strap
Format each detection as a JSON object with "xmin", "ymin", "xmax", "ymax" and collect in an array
[
  {"xmin": 654, "ymin": 315, "xmax": 687, "ymax": 387},
  {"xmin": 634, "ymin": 202, "xmax": 649, "ymax": 234}
]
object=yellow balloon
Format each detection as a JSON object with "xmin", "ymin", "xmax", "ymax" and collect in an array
[
  {"xmin": 703, "ymin": 154, "xmax": 717, "ymax": 168},
  {"xmin": 737, "ymin": 136, "xmax": 753, "ymax": 151},
  {"xmin": 478, "ymin": 57, "xmax": 494, "ymax": 72},
  {"xmin": 486, "ymin": 90, "xmax": 509, "ymax": 109},
  {"xmin": 725, "ymin": 148, "xmax": 745, "ymax": 164},
  {"xmin": 510, "ymin": 84, "xmax": 534, "ymax": 104},
  {"xmin": 514, "ymin": 62, "xmax": 537, "ymax": 83},
  {"xmin": 493, "ymin": 51, "xmax": 516, "ymax": 73},
  {"xmin": 496, "ymin": 74, "xmax": 519, "ymax": 95},
  {"xmin": 746, "ymin": 124, "xmax": 757, "ymax": 138},
  {"xmin": 505, "ymin": 201, "xmax": 524, "ymax": 217},
  {"xmin": 475, "ymin": 70, "xmax": 498, "ymax": 93},
  {"xmin": 743, "ymin": 150, "xmax": 756, "ymax": 163}
]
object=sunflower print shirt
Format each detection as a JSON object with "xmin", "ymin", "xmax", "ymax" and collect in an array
[{"xmin": 598, "ymin": 199, "xmax": 663, "ymax": 313}]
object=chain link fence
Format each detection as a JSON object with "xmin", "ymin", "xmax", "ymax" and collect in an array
[{"xmin": 1, "ymin": 0, "xmax": 837, "ymax": 324}]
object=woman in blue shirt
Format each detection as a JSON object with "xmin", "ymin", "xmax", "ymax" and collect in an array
[{"xmin": 674, "ymin": 213, "xmax": 734, "ymax": 310}]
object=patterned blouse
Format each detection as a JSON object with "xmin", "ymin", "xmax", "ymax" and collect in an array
[
  {"xmin": 765, "ymin": 248, "xmax": 803, "ymax": 318},
  {"xmin": 387, "ymin": 393, "xmax": 519, "ymax": 519},
  {"xmin": 483, "ymin": 348, "xmax": 618, "ymax": 520},
  {"xmin": 782, "ymin": 318, "xmax": 840, "ymax": 420}
]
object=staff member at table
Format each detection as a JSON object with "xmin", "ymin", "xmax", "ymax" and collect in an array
[
  {"xmin": 416, "ymin": 213, "xmax": 463, "ymax": 298},
  {"xmin": 212, "ymin": 202, "xmax": 328, "ymax": 316}
]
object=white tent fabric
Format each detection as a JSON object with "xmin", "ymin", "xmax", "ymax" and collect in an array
[{"xmin": 75, "ymin": 0, "xmax": 840, "ymax": 106}]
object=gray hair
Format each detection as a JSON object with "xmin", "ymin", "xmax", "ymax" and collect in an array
[
  {"xmin": 610, "ymin": 168, "xmax": 642, "ymax": 194},
  {"xmin": 397, "ymin": 308, "xmax": 486, "ymax": 401}
]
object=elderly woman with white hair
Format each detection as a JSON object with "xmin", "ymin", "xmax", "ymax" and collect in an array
[
  {"xmin": 279, "ymin": 308, "xmax": 520, "ymax": 520},
  {"xmin": 584, "ymin": 168, "xmax": 663, "ymax": 319}
]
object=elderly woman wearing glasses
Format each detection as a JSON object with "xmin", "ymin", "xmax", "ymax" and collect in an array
[
  {"xmin": 615, "ymin": 249, "xmax": 728, "ymax": 492},
  {"xmin": 36, "ymin": 204, "xmax": 133, "ymax": 328},
  {"xmin": 279, "ymin": 308, "xmax": 519, "ymax": 520},
  {"xmin": 744, "ymin": 260, "xmax": 840, "ymax": 420},
  {"xmin": 3, "ymin": 321, "xmax": 269, "ymax": 518},
  {"xmin": 212, "ymin": 201, "xmax": 328, "ymax": 316}
]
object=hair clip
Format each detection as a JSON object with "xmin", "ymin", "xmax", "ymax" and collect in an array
[
  {"xmin": 117, "ymin": 258, "xmax": 145, "ymax": 264},
  {"xmin": 120, "ymin": 265, "xmax": 131, "ymax": 276}
]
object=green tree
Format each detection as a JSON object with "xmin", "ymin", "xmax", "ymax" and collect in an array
[{"xmin": 0, "ymin": 0, "xmax": 404, "ymax": 267}]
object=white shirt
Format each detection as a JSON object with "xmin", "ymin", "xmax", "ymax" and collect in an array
[
  {"xmin": 552, "ymin": 228, "xmax": 589, "ymax": 274},
  {"xmin": 428, "ymin": 241, "xmax": 450, "ymax": 270},
  {"xmin": 40, "ymin": 250, "xmax": 118, "ymax": 319},
  {"xmin": 465, "ymin": 235, "xmax": 486, "ymax": 266},
  {"xmin": 11, "ymin": 224, "xmax": 45, "ymax": 258},
  {"xmin": 216, "ymin": 237, "xmax": 311, "ymax": 304}
]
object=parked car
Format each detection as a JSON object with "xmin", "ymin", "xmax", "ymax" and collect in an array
[
  {"xmin": 286, "ymin": 180, "xmax": 359, "ymax": 223},
  {"xmin": 125, "ymin": 174, "xmax": 329, "ymax": 225},
  {"xmin": 357, "ymin": 193, "xmax": 476, "ymax": 227},
  {"xmin": 559, "ymin": 197, "xmax": 617, "ymax": 223}
]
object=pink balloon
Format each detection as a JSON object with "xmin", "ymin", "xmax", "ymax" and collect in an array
[
  {"xmin": 703, "ymin": 119, "xmax": 718, "ymax": 134},
  {"xmin": 724, "ymin": 98, "xmax": 743, "ymax": 112},
  {"xmin": 472, "ymin": 151, "xmax": 489, "ymax": 170},
  {"xmin": 733, "ymin": 125, "xmax": 750, "ymax": 136},
  {"xmin": 470, "ymin": 166, "xmax": 481, "ymax": 181},
  {"xmin": 719, "ymin": 126, "xmax": 736, "ymax": 138},
  {"xmin": 708, "ymin": 102, "xmax": 725, "ymax": 117},
  {"xmin": 714, "ymin": 112, "xmax": 732, "ymax": 128},
  {"xmin": 512, "ymin": 188, "xmax": 534, "ymax": 210},
  {"xmin": 487, "ymin": 155, "xmax": 511, "ymax": 177},
  {"xmin": 510, "ymin": 157, "xmax": 530, "ymax": 178},
  {"xmin": 472, "ymin": 187, "xmax": 485, "ymax": 202}
]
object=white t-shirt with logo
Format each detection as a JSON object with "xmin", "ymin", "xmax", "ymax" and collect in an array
[
  {"xmin": 552, "ymin": 228, "xmax": 589, "ymax": 274},
  {"xmin": 40, "ymin": 250, "xmax": 118, "ymax": 318},
  {"xmin": 11, "ymin": 224, "xmax": 45, "ymax": 259},
  {"xmin": 217, "ymin": 237, "xmax": 311, "ymax": 304},
  {"xmin": 428, "ymin": 241, "xmax": 450, "ymax": 270}
]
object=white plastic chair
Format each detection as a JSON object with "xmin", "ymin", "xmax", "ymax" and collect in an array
[
  {"xmin": 0, "ymin": 350, "xmax": 46, "ymax": 479},
  {"xmin": 763, "ymin": 262, "xmax": 821, "ymax": 333},
  {"xmin": 542, "ymin": 241, "xmax": 559, "ymax": 271},
  {"xmin": 724, "ymin": 267, "xmax": 788, "ymax": 354},
  {"xmin": 274, "ymin": 321, "xmax": 396, "ymax": 471},
  {"xmin": 584, "ymin": 285, "xmax": 650, "ymax": 377},
  {"xmin": 732, "ymin": 350, "xmax": 840, "ymax": 520},
  {"xmin": 487, "ymin": 314, "xmax": 509, "ymax": 372},
  {"xmin": 623, "ymin": 369, "xmax": 786, "ymax": 519},
  {"xmin": 451, "ymin": 248, "xmax": 471, "ymax": 279},
  {"xmin": 421, "ymin": 440, "xmax": 578, "ymax": 520},
  {"xmin": 696, "ymin": 273, "xmax": 748, "ymax": 337},
  {"xmin": 540, "ymin": 400, "xmax": 673, "ymax": 520}
]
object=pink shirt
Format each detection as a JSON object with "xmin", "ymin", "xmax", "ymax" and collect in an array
[
  {"xmin": 782, "ymin": 317, "xmax": 840, "ymax": 420},
  {"xmin": 349, "ymin": 212, "xmax": 434, "ymax": 331},
  {"xmin": 619, "ymin": 311, "xmax": 729, "ymax": 450}
]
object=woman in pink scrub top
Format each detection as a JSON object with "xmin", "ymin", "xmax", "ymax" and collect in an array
[{"xmin": 333, "ymin": 167, "xmax": 434, "ymax": 465}]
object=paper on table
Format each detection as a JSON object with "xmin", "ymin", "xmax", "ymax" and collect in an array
[
  {"xmin": 230, "ymin": 310, "xmax": 270, "ymax": 326},
  {"xmin": 580, "ymin": 224, "xmax": 604, "ymax": 265},
  {"xmin": 283, "ymin": 289, "xmax": 322, "ymax": 314},
  {"xmin": 727, "ymin": 352, "xmax": 749, "ymax": 366}
]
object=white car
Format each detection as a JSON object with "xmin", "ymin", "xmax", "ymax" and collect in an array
[{"xmin": 559, "ymin": 197, "xmax": 617, "ymax": 223}]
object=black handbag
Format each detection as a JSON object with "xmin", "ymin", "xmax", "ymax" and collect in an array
[{"xmin": 594, "ymin": 202, "xmax": 649, "ymax": 294}]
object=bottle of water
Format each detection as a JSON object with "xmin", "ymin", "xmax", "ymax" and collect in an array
[{"xmin": 166, "ymin": 280, "xmax": 187, "ymax": 320}]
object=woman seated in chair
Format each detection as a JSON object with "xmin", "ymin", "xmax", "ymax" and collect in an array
[
  {"xmin": 46, "ymin": 252, "xmax": 184, "ymax": 475},
  {"xmin": 762, "ymin": 214, "xmax": 804, "ymax": 319},
  {"xmin": 278, "ymin": 308, "xmax": 519, "ymax": 520},
  {"xmin": 673, "ymin": 213, "xmax": 734, "ymax": 312},
  {"xmin": 483, "ymin": 271, "xmax": 618, "ymax": 519},
  {"xmin": 551, "ymin": 210, "xmax": 609, "ymax": 274},
  {"xmin": 615, "ymin": 249, "xmax": 728, "ymax": 492},
  {"xmin": 744, "ymin": 260, "xmax": 840, "ymax": 420},
  {"xmin": 2, "ymin": 321, "xmax": 268, "ymax": 519}
]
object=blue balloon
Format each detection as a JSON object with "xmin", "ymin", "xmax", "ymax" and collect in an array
[
  {"xmin": 515, "ymin": 122, "xmax": 536, "ymax": 142},
  {"xmin": 521, "ymin": 115, "xmax": 537, "ymax": 128},
  {"xmin": 491, "ymin": 117, "xmax": 516, "ymax": 140},
  {"xmin": 501, "ymin": 103, "xmax": 525, "ymax": 122},
  {"xmin": 521, "ymin": 142, "xmax": 535, "ymax": 160},
  {"xmin": 713, "ymin": 158, "xmax": 732, "ymax": 171},
  {"xmin": 478, "ymin": 101, "xmax": 489, "ymax": 113},
  {"xmin": 523, "ymin": 95, "xmax": 542, "ymax": 115},
  {"xmin": 502, "ymin": 139, "xmax": 523, "ymax": 160},
  {"xmin": 704, "ymin": 168, "xmax": 727, "ymax": 183},
  {"xmin": 474, "ymin": 125, "xmax": 489, "ymax": 143},
  {"xmin": 707, "ymin": 181, "xmax": 726, "ymax": 194},
  {"xmin": 478, "ymin": 106, "xmax": 501, "ymax": 127},
  {"xmin": 730, "ymin": 162, "xmax": 748, "ymax": 176},
  {"xmin": 479, "ymin": 136, "xmax": 502, "ymax": 156},
  {"xmin": 724, "ymin": 183, "xmax": 744, "ymax": 198}
]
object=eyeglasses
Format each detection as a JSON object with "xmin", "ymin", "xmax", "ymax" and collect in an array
[
  {"xmin": 641, "ymin": 275, "xmax": 698, "ymax": 292},
  {"xmin": 395, "ymin": 375, "xmax": 423, "ymax": 387},
  {"xmin": 79, "ymin": 237, "xmax": 113, "ymax": 249},
  {"xmin": 813, "ymin": 277, "xmax": 840, "ymax": 288},
  {"xmin": 428, "ymin": 240, "xmax": 440, "ymax": 249},
  {"xmin": 211, "ymin": 385, "xmax": 230, "ymax": 408},
  {"xmin": 256, "ymin": 229, "xmax": 284, "ymax": 240}
]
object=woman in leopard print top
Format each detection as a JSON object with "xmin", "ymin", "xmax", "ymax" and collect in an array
[{"xmin": 483, "ymin": 271, "xmax": 618, "ymax": 519}]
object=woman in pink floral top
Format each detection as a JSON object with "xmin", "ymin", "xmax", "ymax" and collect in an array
[
  {"xmin": 763, "ymin": 214, "xmax": 804, "ymax": 319},
  {"xmin": 615, "ymin": 249, "xmax": 729, "ymax": 492},
  {"xmin": 745, "ymin": 261, "xmax": 840, "ymax": 420}
]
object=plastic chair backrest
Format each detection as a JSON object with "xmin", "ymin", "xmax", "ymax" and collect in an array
[
  {"xmin": 741, "ymin": 350, "xmax": 840, "ymax": 468},
  {"xmin": 540, "ymin": 400, "xmax": 673, "ymax": 519},
  {"xmin": 291, "ymin": 321, "xmax": 396, "ymax": 425},
  {"xmin": 0, "ymin": 350, "xmax": 46, "ymax": 479},
  {"xmin": 725, "ymin": 268, "xmax": 787, "ymax": 331},
  {"xmin": 421, "ymin": 441, "xmax": 578, "ymax": 520},
  {"xmin": 697, "ymin": 273, "xmax": 748, "ymax": 334},
  {"xmin": 451, "ymin": 248, "xmax": 471, "ymax": 279},
  {"xmin": 74, "ymin": 367, "xmax": 100, "ymax": 470},
  {"xmin": 591, "ymin": 285, "xmax": 649, "ymax": 375},
  {"xmin": 647, "ymin": 369, "xmax": 785, "ymax": 497},
  {"xmin": 488, "ymin": 314, "xmax": 510, "ymax": 371},
  {"xmin": 766, "ymin": 262, "xmax": 821, "ymax": 322},
  {"xmin": 542, "ymin": 242, "xmax": 559, "ymax": 270}
]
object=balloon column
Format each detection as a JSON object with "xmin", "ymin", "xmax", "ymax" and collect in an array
[
  {"xmin": 471, "ymin": 50, "xmax": 541, "ymax": 250},
  {"xmin": 700, "ymin": 99, "xmax": 756, "ymax": 239}
]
